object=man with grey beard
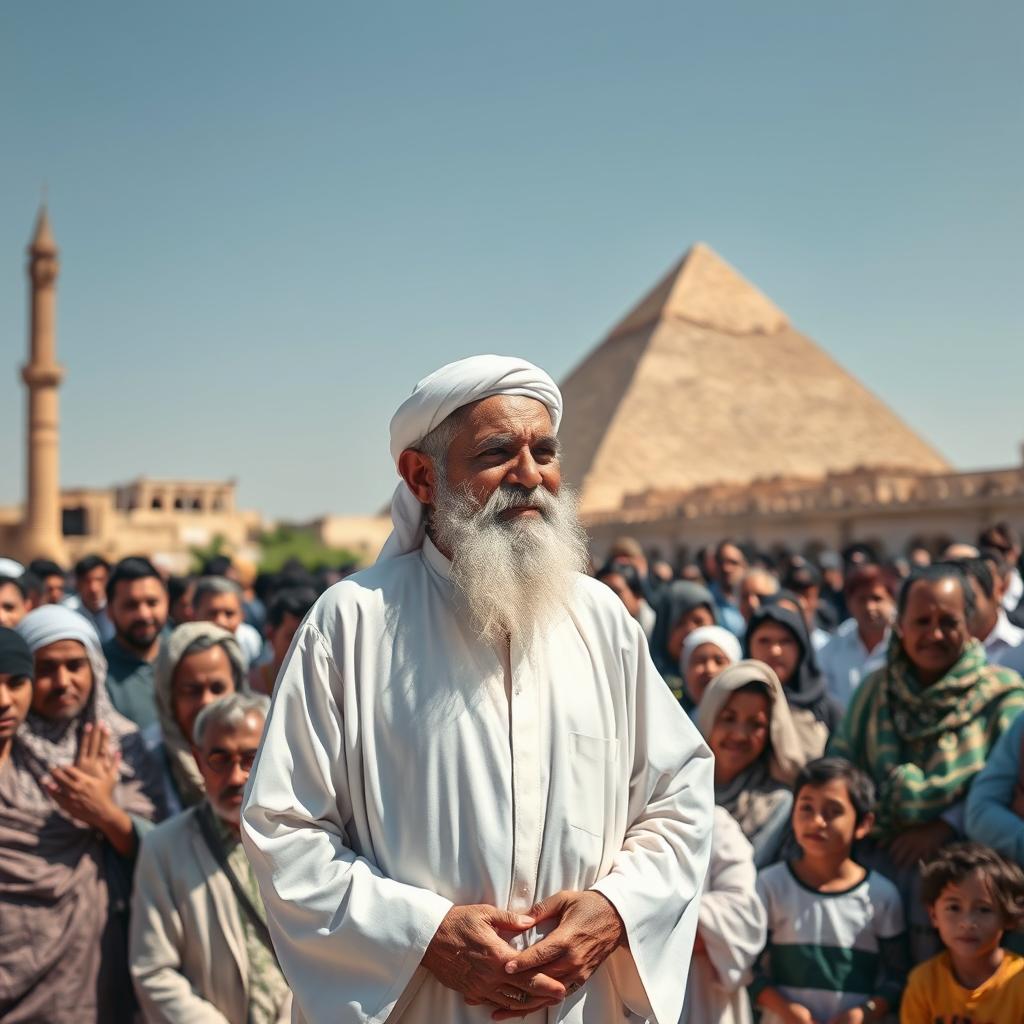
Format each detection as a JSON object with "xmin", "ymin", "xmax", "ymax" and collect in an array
[{"xmin": 242, "ymin": 355, "xmax": 713, "ymax": 1024}]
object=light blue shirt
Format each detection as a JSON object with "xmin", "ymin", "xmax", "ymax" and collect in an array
[{"xmin": 966, "ymin": 708, "xmax": 1024, "ymax": 867}]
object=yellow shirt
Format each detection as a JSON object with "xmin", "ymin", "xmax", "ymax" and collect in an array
[{"xmin": 901, "ymin": 949, "xmax": 1024, "ymax": 1024}]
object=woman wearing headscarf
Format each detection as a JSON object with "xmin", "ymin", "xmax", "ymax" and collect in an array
[
  {"xmin": 649, "ymin": 579, "xmax": 718, "ymax": 701},
  {"xmin": 680, "ymin": 624, "xmax": 742, "ymax": 719},
  {"xmin": 698, "ymin": 660, "xmax": 806, "ymax": 867},
  {"xmin": 829, "ymin": 562, "xmax": 1024, "ymax": 960},
  {"xmin": 149, "ymin": 620, "xmax": 247, "ymax": 815},
  {"xmin": 3, "ymin": 606, "xmax": 161, "ymax": 1023},
  {"xmin": 744, "ymin": 601, "xmax": 841, "ymax": 760}
]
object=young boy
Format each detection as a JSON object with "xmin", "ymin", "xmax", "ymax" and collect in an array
[
  {"xmin": 901, "ymin": 842, "xmax": 1024, "ymax": 1023},
  {"xmin": 753, "ymin": 757, "xmax": 907, "ymax": 1024}
]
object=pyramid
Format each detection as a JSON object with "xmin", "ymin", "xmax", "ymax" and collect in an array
[{"xmin": 558, "ymin": 244, "xmax": 949, "ymax": 516}]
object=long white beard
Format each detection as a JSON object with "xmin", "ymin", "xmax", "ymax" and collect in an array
[{"xmin": 430, "ymin": 479, "xmax": 590, "ymax": 646}]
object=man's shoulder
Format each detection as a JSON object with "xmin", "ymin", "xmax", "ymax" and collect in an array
[{"xmin": 139, "ymin": 805, "xmax": 201, "ymax": 861}]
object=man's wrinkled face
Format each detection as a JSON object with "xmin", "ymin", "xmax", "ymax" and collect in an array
[
  {"xmin": 195, "ymin": 713, "xmax": 264, "ymax": 825},
  {"xmin": 440, "ymin": 396, "xmax": 561, "ymax": 514},
  {"xmin": 897, "ymin": 578, "xmax": 969, "ymax": 683},
  {"xmin": 109, "ymin": 577, "xmax": 169, "ymax": 652}
]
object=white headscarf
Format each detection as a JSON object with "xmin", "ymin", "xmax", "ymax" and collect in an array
[
  {"xmin": 0, "ymin": 558, "xmax": 25, "ymax": 578},
  {"xmin": 379, "ymin": 354, "xmax": 563, "ymax": 561},
  {"xmin": 680, "ymin": 625, "xmax": 743, "ymax": 676}
]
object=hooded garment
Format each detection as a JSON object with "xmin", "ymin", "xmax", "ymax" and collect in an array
[
  {"xmin": 379, "ymin": 354, "xmax": 563, "ymax": 561},
  {"xmin": 681, "ymin": 626, "xmax": 742, "ymax": 684},
  {"xmin": 698, "ymin": 660, "xmax": 806, "ymax": 860},
  {"xmin": 2, "ymin": 605, "xmax": 160, "ymax": 1023},
  {"xmin": 744, "ymin": 601, "xmax": 841, "ymax": 759},
  {"xmin": 650, "ymin": 580, "xmax": 718, "ymax": 682},
  {"xmin": 152, "ymin": 621, "xmax": 248, "ymax": 810}
]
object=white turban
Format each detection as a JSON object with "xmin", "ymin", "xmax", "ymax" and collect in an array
[{"xmin": 379, "ymin": 354, "xmax": 563, "ymax": 561}]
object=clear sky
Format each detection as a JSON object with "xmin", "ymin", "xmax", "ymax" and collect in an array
[{"xmin": 1, "ymin": 3, "xmax": 1021, "ymax": 520}]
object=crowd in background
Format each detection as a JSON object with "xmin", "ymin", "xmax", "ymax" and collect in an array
[
  {"xmin": 596, "ymin": 522, "xmax": 1024, "ymax": 1023},
  {"xmin": 2, "ymin": 523, "xmax": 1024, "ymax": 1020}
]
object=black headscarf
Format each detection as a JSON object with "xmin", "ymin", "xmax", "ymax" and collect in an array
[
  {"xmin": 744, "ymin": 602, "xmax": 839, "ymax": 729},
  {"xmin": 650, "ymin": 580, "xmax": 718, "ymax": 677},
  {"xmin": 0, "ymin": 628, "xmax": 33, "ymax": 680}
]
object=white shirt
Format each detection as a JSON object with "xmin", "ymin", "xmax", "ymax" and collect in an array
[
  {"xmin": 984, "ymin": 609, "xmax": 1024, "ymax": 673},
  {"xmin": 241, "ymin": 538, "xmax": 713, "ymax": 1024},
  {"xmin": 819, "ymin": 617, "xmax": 889, "ymax": 710},
  {"xmin": 1004, "ymin": 567, "xmax": 1023, "ymax": 612}
]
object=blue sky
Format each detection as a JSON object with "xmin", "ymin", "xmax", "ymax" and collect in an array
[{"xmin": 1, "ymin": 3, "xmax": 1021, "ymax": 519}]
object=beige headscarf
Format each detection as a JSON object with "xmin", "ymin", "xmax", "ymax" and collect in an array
[
  {"xmin": 153, "ymin": 621, "xmax": 247, "ymax": 808},
  {"xmin": 698, "ymin": 660, "xmax": 806, "ymax": 839}
]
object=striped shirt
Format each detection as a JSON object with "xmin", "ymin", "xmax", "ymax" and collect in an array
[{"xmin": 753, "ymin": 862, "xmax": 906, "ymax": 1021}]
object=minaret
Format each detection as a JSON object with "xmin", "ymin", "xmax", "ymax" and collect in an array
[{"xmin": 19, "ymin": 206, "xmax": 66, "ymax": 563}]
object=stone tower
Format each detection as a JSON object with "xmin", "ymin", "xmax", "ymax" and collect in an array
[{"xmin": 19, "ymin": 206, "xmax": 66, "ymax": 562}]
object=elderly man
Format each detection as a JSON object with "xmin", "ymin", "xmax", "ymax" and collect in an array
[
  {"xmin": 131, "ymin": 692, "xmax": 291, "ymax": 1022},
  {"xmin": 242, "ymin": 355, "xmax": 713, "ymax": 1024}
]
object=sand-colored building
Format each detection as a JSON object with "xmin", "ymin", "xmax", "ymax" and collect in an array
[
  {"xmin": 0, "ymin": 209, "xmax": 263, "ymax": 573},
  {"xmin": 561, "ymin": 244, "xmax": 1023, "ymax": 563}
]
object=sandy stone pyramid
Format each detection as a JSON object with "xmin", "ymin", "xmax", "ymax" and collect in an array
[{"xmin": 558, "ymin": 243, "xmax": 949, "ymax": 516}]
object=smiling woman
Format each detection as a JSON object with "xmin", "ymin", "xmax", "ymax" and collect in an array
[{"xmin": 698, "ymin": 660, "xmax": 807, "ymax": 867}]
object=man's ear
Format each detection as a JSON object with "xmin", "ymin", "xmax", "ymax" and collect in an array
[{"xmin": 398, "ymin": 449, "xmax": 437, "ymax": 506}]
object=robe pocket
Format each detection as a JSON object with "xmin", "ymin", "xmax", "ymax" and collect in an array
[{"xmin": 567, "ymin": 731, "xmax": 619, "ymax": 838}]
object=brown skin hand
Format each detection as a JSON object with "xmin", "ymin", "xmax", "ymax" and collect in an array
[
  {"xmin": 496, "ymin": 891, "xmax": 625, "ymax": 1020},
  {"xmin": 422, "ymin": 904, "xmax": 566, "ymax": 1017}
]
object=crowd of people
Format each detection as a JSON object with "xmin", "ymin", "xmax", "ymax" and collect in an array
[
  {"xmin": 0, "ymin": 552, "xmax": 318, "ymax": 1022},
  {"xmin": 597, "ymin": 523, "xmax": 1024, "ymax": 1023},
  {"xmin": 1, "ymin": 517, "xmax": 1024, "ymax": 1022}
]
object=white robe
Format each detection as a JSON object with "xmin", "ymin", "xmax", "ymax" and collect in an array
[
  {"xmin": 680, "ymin": 808, "xmax": 766, "ymax": 1024},
  {"xmin": 241, "ymin": 537, "xmax": 713, "ymax": 1024}
]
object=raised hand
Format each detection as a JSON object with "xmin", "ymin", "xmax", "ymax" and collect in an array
[{"xmin": 422, "ymin": 904, "xmax": 566, "ymax": 1018}]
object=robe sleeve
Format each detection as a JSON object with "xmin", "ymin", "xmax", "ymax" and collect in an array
[
  {"xmin": 241, "ymin": 624, "xmax": 453, "ymax": 1024},
  {"xmin": 698, "ymin": 809, "xmax": 767, "ymax": 991},
  {"xmin": 589, "ymin": 622, "xmax": 714, "ymax": 1024}
]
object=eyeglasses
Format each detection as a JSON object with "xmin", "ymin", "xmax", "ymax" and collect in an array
[{"xmin": 203, "ymin": 750, "xmax": 258, "ymax": 774}]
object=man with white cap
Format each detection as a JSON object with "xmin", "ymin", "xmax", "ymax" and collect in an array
[{"xmin": 242, "ymin": 355, "xmax": 713, "ymax": 1024}]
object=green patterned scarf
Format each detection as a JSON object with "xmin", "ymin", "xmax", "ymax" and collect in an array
[{"xmin": 828, "ymin": 637, "xmax": 1024, "ymax": 837}]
